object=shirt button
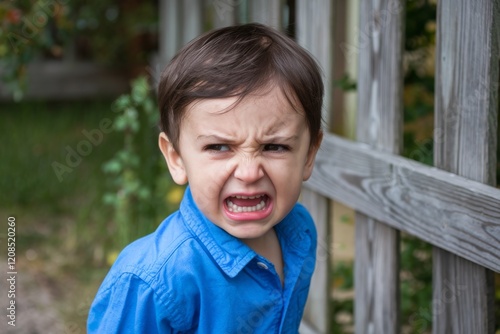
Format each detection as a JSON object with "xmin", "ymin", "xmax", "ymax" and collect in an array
[{"xmin": 256, "ymin": 261, "xmax": 269, "ymax": 270}]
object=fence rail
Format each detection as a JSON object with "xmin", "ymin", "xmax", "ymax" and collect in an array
[{"xmin": 305, "ymin": 133, "xmax": 500, "ymax": 273}]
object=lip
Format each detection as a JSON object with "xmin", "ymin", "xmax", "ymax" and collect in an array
[{"xmin": 223, "ymin": 193, "xmax": 273, "ymax": 221}]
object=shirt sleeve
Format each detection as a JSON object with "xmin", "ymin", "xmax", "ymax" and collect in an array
[{"xmin": 87, "ymin": 272, "xmax": 174, "ymax": 334}]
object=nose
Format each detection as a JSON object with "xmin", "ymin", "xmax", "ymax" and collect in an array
[{"xmin": 232, "ymin": 155, "xmax": 265, "ymax": 184}]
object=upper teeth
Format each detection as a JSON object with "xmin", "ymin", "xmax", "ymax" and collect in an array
[{"xmin": 234, "ymin": 195, "xmax": 263, "ymax": 199}]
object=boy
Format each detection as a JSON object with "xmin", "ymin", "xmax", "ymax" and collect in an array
[{"xmin": 88, "ymin": 23, "xmax": 323, "ymax": 333}]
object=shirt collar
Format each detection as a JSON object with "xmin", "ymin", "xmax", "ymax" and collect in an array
[
  {"xmin": 179, "ymin": 186, "xmax": 312, "ymax": 278},
  {"xmin": 180, "ymin": 186, "xmax": 256, "ymax": 278}
]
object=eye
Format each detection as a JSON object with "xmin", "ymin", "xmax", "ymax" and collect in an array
[
  {"xmin": 204, "ymin": 144, "xmax": 230, "ymax": 152},
  {"xmin": 263, "ymin": 144, "xmax": 290, "ymax": 152}
]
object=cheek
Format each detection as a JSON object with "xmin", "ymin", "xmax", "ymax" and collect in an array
[
  {"xmin": 272, "ymin": 151, "xmax": 308, "ymax": 174},
  {"xmin": 188, "ymin": 160, "xmax": 231, "ymax": 197},
  {"xmin": 268, "ymin": 160, "xmax": 303, "ymax": 187},
  {"xmin": 271, "ymin": 152, "xmax": 310, "ymax": 190}
]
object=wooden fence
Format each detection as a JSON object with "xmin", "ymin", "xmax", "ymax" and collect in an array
[{"xmin": 159, "ymin": 0, "xmax": 500, "ymax": 333}]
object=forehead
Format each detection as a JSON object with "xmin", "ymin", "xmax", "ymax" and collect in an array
[{"xmin": 183, "ymin": 86, "xmax": 305, "ymax": 129}]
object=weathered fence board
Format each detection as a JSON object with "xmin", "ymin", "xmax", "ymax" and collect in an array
[
  {"xmin": 296, "ymin": 0, "xmax": 333, "ymax": 126},
  {"xmin": 354, "ymin": 0, "xmax": 405, "ymax": 333},
  {"xmin": 301, "ymin": 189, "xmax": 330, "ymax": 334},
  {"xmin": 159, "ymin": 0, "xmax": 204, "ymax": 63},
  {"xmin": 432, "ymin": 0, "xmax": 499, "ymax": 332},
  {"xmin": 296, "ymin": 0, "xmax": 333, "ymax": 333},
  {"xmin": 356, "ymin": 0, "xmax": 404, "ymax": 154},
  {"xmin": 159, "ymin": 0, "xmax": 179, "ymax": 63},
  {"xmin": 213, "ymin": 0, "xmax": 236, "ymax": 28},
  {"xmin": 248, "ymin": 0, "xmax": 282, "ymax": 28},
  {"xmin": 304, "ymin": 133, "xmax": 500, "ymax": 273},
  {"xmin": 181, "ymin": 0, "xmax": 204, "ymax": 45},
  {"xmin": 354, "ymin": 214, "xmax": 400, "ymax": 333},
  {"xmin": 296, "ymin": 0, "xmax": 334, "ymax": 332}
]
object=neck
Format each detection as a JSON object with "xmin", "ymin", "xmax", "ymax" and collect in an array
[{"xmin": 242, "ymin": 228, "xmax": 284, "ymax": 286}]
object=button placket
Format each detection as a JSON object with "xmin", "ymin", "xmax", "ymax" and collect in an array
[{"xmin": 253, "ymin": 257, "xmax": 283, "ymax": 290}]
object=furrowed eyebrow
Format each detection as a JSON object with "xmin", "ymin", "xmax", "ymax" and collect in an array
[
  {"xmin": 196, "ymin": 134, "xmax": 234, "ymax": 142},
  {"xmin": 262, "ymin": 135, "xmax": 299, "ymax": 142},
  {"xmin": 196, "ymin": 134, "xmax": 299, "ymax": 143}
]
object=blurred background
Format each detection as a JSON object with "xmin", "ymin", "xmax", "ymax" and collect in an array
[{"xmin": 0, "ymin": 0, "xmax": 499, "ymax": 333}]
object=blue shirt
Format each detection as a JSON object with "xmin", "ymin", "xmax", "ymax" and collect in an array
[{"xmin": 88, "ymin": 186, "xmax": 317, "ymax": 333}]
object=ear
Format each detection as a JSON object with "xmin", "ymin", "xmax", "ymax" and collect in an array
[
  {"xmin": 158, "ymin": 132, "xmax": 188, "ymax": 185},
  {"xmin": 302, "ymin": 130, "xmax": 323, "ymax": 181}
]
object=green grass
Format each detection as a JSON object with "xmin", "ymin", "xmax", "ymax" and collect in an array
[
  {"xmin": 0, "ymin": 99, "xmax": 131, "ymax": 331},
  {"xmin": 0, "ymin": 100, "xmax": 125, "ymax": 253},
  {"xmin": 1, "ymin": 100, "xmax": 119, "ymax": 209}
]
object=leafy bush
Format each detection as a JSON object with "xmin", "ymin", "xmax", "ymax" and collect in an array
[
  {"xmin": 0, "ymin": 0, "xmax": 157, "ymax": 100},
  {"xmin": 0, "ymin": 0, "xmax": 71, "ymax": 100},
  {"xmin": 102, "ymin": 76, "xmax": 182, "ymax": 252}
]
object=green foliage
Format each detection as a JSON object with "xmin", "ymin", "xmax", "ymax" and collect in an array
[
  {"xmin": 402, "ymin": 133, "xmax": 433, "ymax": 167},
  {"xmin": 330, "ymin": 262, "xmax": 354, "ymax": 334},
  {"xmin": 405, "ymin": 1, "xmax": 436, "ymax": 53},
  {"xmin": 70, "ymin": 0, "xmax": 157, "ymax": 67},
  {"xmin": 400, "ymin": 2, "xmax": 436, "ymax": 329},
  {"xmin": 102, "ymin": 76, "xmax": 174, "ymax": 250},
  {"xmin": 334, "ymin": 74, "xmax": 357, "ymax": 92},
  {"xmin": 0, "ymin": 0, "xmax": 157, "ymax": 100},
  {"xmin": 0, "ymin": 1, "xmax": 69, "ymax": 100},
  {"xmin": 0, "ymin": 99, "xmax": 165, "ymax": 330},
  {"xmin": 400, "ymin": 234, "xmax": 433, "ymax": 333}
]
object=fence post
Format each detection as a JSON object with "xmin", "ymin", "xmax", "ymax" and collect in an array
[
  {"xmin": 296, "ymin": 0, "xmax": 333, "ymax": 126},
  {"xmin": 159, "ymin": 0, "xmax": 180, "ymax": 64},
  {"xmin": 180, "ymin": 0, "xmax": 204, "ymax": 45},
  {"xmin": 354, "ymin": 1, "xmax": 405, "ymax": 333},
  {"xmin": 248, "ymin": 0, "xmax": 282, "ymax": 28},
  {"xmin": 212, "ymin": 0, "xmax": 236, "ymax": 28},
  {"xmin": 159, "ymin": 0, "xmax": 204, "ymax": 63},
  {"xmin": 300, "ymin": 188, "xmax": 330, "ymax": 334},
  {"xmin": 432, "ymin": 0, "xmax": 499, "ymax": 332},
  {"xmin": 297, "ymin": 0, "xmax": 333, "ymax": 332}
]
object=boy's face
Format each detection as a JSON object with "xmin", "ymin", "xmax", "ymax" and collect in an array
[{"xmin": 159, "ymin": 85, "xmax": 320, "ymax": 242}]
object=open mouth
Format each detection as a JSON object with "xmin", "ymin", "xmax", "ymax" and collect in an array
[{"xmin": 225, "ymin": 194, "xmax": 269, "ymax": 213}]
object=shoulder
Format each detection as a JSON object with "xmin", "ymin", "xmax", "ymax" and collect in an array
[
  {"xmin": 291, "ymin": 202, "xmax": 314, "ymax": 221},
  {"xmin": 104, "ymin": 211, "xmax": 194, "ymax": 284},
  {"xmin": 276, "ymin": 202, "xmax": 318, "ymax": 261},
  {"xmin": 290, "ymin": 202, "xmax": 317, "ymax": 240},
  {"xmin": 90, "ymin": 210, "xmax": 207, "ymax": 331}
]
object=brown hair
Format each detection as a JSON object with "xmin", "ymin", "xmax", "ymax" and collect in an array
[{"xmin": 158, "ymin": 23, "xmax": 324, "ymax": 151}]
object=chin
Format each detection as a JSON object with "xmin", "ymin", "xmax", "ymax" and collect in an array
[{"xmin": 229, "ymin": 226, "xmax": 270, "ymax": 240}]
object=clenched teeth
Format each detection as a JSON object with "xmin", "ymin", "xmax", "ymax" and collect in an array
[{"xmin": 226, "ymin": 199, "xmax": 266, "ymax": 212}]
